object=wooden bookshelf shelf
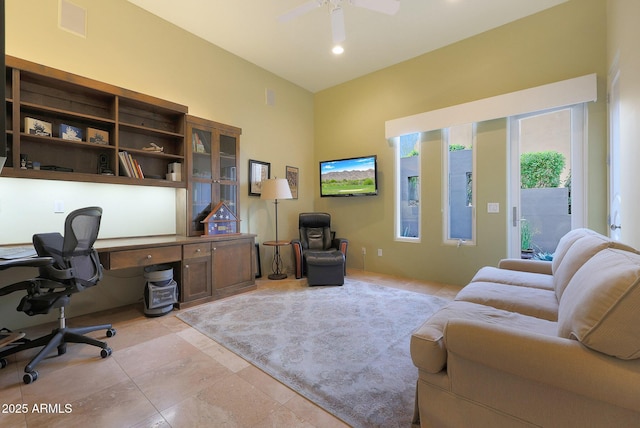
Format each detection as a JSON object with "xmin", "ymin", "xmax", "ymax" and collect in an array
[{"xmin": 1, "ymin": 55, "xmax": 187, "ymax": 187}]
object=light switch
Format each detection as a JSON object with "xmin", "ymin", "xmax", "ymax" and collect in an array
[{"xmin": 487, "ymin": 202, "xmax": 500, "ymax": 213}]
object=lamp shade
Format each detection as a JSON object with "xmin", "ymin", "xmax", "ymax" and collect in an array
[{"xmin": 261, "ymin": 178, "xmax": 293, "ymax": 200}]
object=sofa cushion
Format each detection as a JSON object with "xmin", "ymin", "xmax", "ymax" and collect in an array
[
  {"xmin": 558, "ymin": 248, "xmax": 640, "ymax": 359},
  {"xmin": 553, "ymin": 233, "xmax": 637, "ymax": 300},
  {"xmin": 551, "ymin": 228, "xmax": 595, "ymax": 274},
  {"xmin": 470, "ymin": 266, "xmax": 553, "ymax": 290},
  {"xmin": 455, "ymin": 281, "xmax": 559, "ymax": 321},
  {"xmin": 411, "ymin": 301, "xmax": 557, "ymax": 373}
]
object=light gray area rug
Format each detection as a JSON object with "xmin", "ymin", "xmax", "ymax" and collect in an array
[{"xmin": 177, "ymin": 279, "xmax": 447, "ymax": 428}]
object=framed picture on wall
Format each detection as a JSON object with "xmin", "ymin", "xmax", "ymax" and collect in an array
[
  {"xmin": 286, "ymin": 165, "xmax": 299, "ymax": 199},
  {"xmin": 249, "ymin": 159, "xmax": 270, "ymax": 196}
]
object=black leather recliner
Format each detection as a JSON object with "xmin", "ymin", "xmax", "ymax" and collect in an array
[
  {"xmin": 0, "ymin": 207, "xmax": 115, "ymax": 384},
  {"xmin": 291, "ymin": 212, "xmax": 348, "ymax": 286}
]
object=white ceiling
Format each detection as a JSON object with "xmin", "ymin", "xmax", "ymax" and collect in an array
[{"xmin": 126, "ymin": 0, "xmax": 567, "ymax": 93}]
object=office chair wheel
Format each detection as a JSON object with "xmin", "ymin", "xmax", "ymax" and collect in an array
[
  {"xmin": 57, "ymin": 343, "xmax": 67, "ymax": 355},
  {"xmin": 23, "ymin": 370, "xmax": 38, "ymax": 384},
  {"xmin": 106, "ymin": 328, "xmax": 116, "ymax": 337},
  {"xmin": 0, "ymin": 358, "xmax": 7, "ymax": 369},
  {"xmin": 100, "ymin": 347, "xmax": 112, "ymax": 358}
]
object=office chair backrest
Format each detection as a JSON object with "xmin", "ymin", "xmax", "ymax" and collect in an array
[
  {"xmin": 299, "ymin": 212, "xmax": 332, "ymax": 251},
  {"xmin": 33, "ymin": 206, "xmax": 103, "ymax": 291}
]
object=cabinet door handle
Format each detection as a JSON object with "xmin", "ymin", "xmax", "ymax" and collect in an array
[
  {"xmin": 185, "ymin": 264, "xmax": 189, "ymax": 269},
  {"xmin": 213, "ymin": 247, "xmax": 216, "ymax": 251},
  {"xmin": 196, "ymin": 248, "xmax": 201, "ymax": 253},
  {"xmin": 146, "ymin": 255, "xmax": 152, "ymax": 259}
]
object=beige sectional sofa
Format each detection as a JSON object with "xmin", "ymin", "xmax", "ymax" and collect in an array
[{"xmin": 410, "ymin": 228, "xmax": 640, "ymax": 427}]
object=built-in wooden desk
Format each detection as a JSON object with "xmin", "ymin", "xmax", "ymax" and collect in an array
[{"xmin": 96, "ymin": 234, "xmax": 256, "ymax": 308}]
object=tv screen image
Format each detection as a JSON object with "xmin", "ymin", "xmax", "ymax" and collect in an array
[{"xmin": 320, "ymin": 155, "xmax": 378, "ymax": 197}]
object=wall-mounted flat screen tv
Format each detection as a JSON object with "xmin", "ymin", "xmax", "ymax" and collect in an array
[{"xmin": 320, "ymin": 155, "xmax": 378, "ymax": 197}]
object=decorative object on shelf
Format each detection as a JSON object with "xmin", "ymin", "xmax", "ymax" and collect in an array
[
  {"xmin": 286, "ymin": 165, "xmax": 299, "ymax": 199},
  {"xmin": 20, "ymin": 154, "xmax": 27, "ymax": 170},
  {"xmin": 261, "ymin": 178, "xmax": 293, "ymax": 279},
  {"xmin": 201, "ymin": 201, "xmax": 240, "ymax": 235},
  {"xmin": 24, "ymin": 117, "xmax": 52, "ymax": 136},
  {"xmin": 142, "ymin": 142, "xmax": 164, "ymax": 152},
  {"xmin": 193, "ymin": 131, "xmax": 208, "ymax": 153},
  {"xmin": 249, "ymin": 159, "xmax": 270, "ymax": 196},
  {"xmin": 87, "ymin": 127, "xmax": 109, "ymax": 145},
  {"xmin": 60, "ymin": 124, "xmax": 83, "ymax": 141},
  {"xmin": 166, "ymin": 162, "xmax": 182, "ymax": 181},
  {"xmin": 97, "ymin": 153, "xmax": 113, "ymax": 175}
]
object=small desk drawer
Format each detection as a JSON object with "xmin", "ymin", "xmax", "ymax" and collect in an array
[
  {"xmin": 107, "ymin": 245, "xmax": 182, "ymax": 269},
  {"xmin": 183, "ymin": 242, "xmax": 211, "ymax": 259}
]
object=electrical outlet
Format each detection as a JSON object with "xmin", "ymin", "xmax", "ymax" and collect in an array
[
  {"xmin": 487, "ymin": 202, "xmax": 500, "ymax": 213},
  {"xmin": 377, "ymin": 249, "xmax": 382, "ymax": 257},
  {"xmin": 361, "ymin": 247, "xmax": 366, "ymax": 255}
]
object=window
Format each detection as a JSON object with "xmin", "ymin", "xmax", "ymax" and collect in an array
[
  {"xmin": 443, "ymin": 123, "xmax": 475, "ymax": 244},
  {"xmin": 396, "ymin": 133, "xmax": 421, "ymax": 240},
  {"xmin": 508, "ymin": 105, "xmax": 586, "ymax": 258}
]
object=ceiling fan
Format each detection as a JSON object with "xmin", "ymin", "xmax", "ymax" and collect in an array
[{"xmin": 278, "ymin": 0, "xmax": 400, "ymax": 45}]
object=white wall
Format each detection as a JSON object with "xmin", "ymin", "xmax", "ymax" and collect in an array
[
  {"xmin": 607, "ymin": 0, "xmax": 640, "ymax": 248},
  {"xmin": 0, "ymin": 178, "xmax": 177, "ymax": 244}
]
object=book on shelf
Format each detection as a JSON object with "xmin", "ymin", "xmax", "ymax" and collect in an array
[{"xmin": 118, "ymin": 151, "xmax": 144, "ymax": 179}]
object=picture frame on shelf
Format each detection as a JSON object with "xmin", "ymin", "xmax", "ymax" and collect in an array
[
  {"xmin": 249, "ymin": 159, "xmax": 270, "ymax": 196},
  {"xmin": 60, "ymin": 124, "xmax": 83, "ymax": 141},
  {"xmin": 286, "ymin": 165, "xmax": 299, "ymax": 199},
  {"xmin": 24, "ymin": 117, "xmax": 52, "ymax": 137},
  {"xmin": 87, "ymin": 127, "xmax": 109, "ymax": 145}
]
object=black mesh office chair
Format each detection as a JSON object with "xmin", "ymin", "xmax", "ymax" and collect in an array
[{"xmin": 0, "ymin": 206, "xmax": 115, "ymax": 384}]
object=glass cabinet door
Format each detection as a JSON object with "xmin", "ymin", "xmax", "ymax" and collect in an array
[
  {"xmin": 186, "ymin": 115, "xmax": 241, "ymax": 236},
  {"xmin": 218, "ymin": 133, "xmax": 238, "ymax": 215},
  {"xmin": 191, "ymin": 128, "xmax": 212, "ymax": 179},
  {"xmin": 191, "ymin": 181, "xmax": 212, "ymax": 235}
]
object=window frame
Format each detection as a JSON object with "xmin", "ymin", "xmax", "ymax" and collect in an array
[
  {"xmin": 442, "ymin": 123, "xmax": 477, "ymax": 246},
  {"xmin": 395, "ymin": 133, "xmax": 422, "ymax": 242}
]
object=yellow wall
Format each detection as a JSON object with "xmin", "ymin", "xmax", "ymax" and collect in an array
[
  {"xmin": 0, "ymin": 0, "xmax": 615, "ymax": 329},
  {"xmin": 1, "ymin": 0, "xmax": 316, "ymax": 327},
  {"xmin": 3, "ymin": 0, "xmax": 316, "ymax": 265},
  {"xmin": 314, "ymin": 0, "xmax": 608, "ymax": 284}
]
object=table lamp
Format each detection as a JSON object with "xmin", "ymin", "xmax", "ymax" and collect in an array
[{"xmin": 261, "ymin": 178, "xmax": 293, "ymax": 279}]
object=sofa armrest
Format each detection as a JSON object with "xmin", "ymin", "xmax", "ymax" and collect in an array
[
  {"xmin": 498, "ymin": 258, "xmax": 552, "ymax": 274},
  {"xmin": 444, "ymin": 318, "xmax": 640, "ymax": 412}
]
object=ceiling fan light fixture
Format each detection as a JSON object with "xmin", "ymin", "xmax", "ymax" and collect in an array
[{"xmin": 332, "ymin": 45, "xmax": 345, "ymax": 55}]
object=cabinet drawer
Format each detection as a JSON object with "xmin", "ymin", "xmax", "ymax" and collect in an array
[
  {"xmin": 106, "ymin": 245, "xmax": 182, "ymax": 269},
  {"xmin": 183, "ymin": 242, "xmax": 211, "ymax": 259}
]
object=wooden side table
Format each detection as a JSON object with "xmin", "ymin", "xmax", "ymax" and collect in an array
[{"xmin": 263, "ymin": 240, "xmax": 290, "ymax": 280}]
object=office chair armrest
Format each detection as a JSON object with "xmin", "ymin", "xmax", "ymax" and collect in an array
[{"xmin": 0, "ymin": 257, "xmax": 54, "ymax": 271}]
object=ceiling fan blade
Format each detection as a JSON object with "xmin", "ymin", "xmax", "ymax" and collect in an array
[
  {"xmin": 349, "ymin": 0, "xmax": 400, "ymax": 15},
  {"xmin": 278, "ymin": 0, "xmax": 325, "ymax": 23},
  {"xmin": 331, "ymin": 7, "xmax": 346, "ymax": 44}
]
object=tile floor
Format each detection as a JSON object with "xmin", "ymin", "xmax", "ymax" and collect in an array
[{"xmin": 0, "ymin": 269, "xmax": 459, "ymax": 428}]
